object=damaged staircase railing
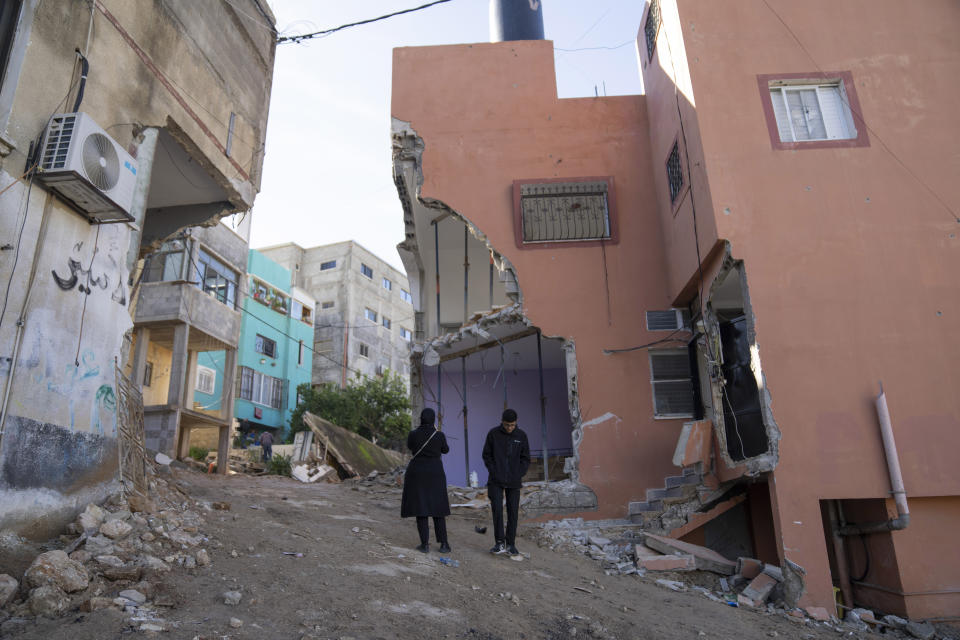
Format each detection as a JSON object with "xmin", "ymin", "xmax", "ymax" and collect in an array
[{"xmin": 114, "ymin": 357, "xmax": 148, "ymax": 498}]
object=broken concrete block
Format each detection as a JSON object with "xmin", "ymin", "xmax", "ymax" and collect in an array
[
  {"xmin": 642, "ymin": 534, "xmax": 736, "ymax": 575},
  {"xmin": 94, "ymin": 555, "xmax": 124, "ymax": 568},
  {"xmin": 139, "ymin": 555, "xmax": 171, "ymax": 573},
  {"xmin": 882, "ymin": 614, "xmax": 907, "ymax": 630},
  {"xmin": 736, "ymin": 557, "xmax": 763, "ymax": 580},
  {"xmin": 654, "ymin": 579, "xmax": 685, "ymax": 592},
  {"xmin": 761, "ymin": 564, "xmax": 783, "ymax": 581},
  {"xmin": 27, "ymin": 585, "xmax": 70, "ymax": 617},
  {"xmin": 741, "ymin": 573, "xmax": 778, "ymax": 604},
  {"xmin": 103, "ymin": 563, "xmax": 142, "ymax": 582},
  {"xmin": 24, "ymin": 550, "xmax": 89, "ymax": 593},
  {"xmin": 737, "ymin": 594, "xmax": 758, "ymax": 608},
  {"xmin": 99, "ymin": 520, "xmax": 133, "ymax": 540},
  {"xmin": 118, "ymin": 589, "xmax": 146, "ymax": 605},
  {"xmin": 639, "ymin": 554, "xmax": 695, "ymax": 571},
  {"xmin": 587, "ymin": 534, "xmax": 611, "ymax": 547},
  {"xmin": 0, "ymin": 574, "xmax": 18, "ymax": 606},
  {"xmin": 84, "ymin": 534, "xmax": 115, "ymax": 556},
  {"xmin": 904, "ymin": 621, "xmax": 936, "ymax": 640},
  {"xmin": 779, "ymin": 559, "xmax": 806, "ymax": 609},
  {"xmin": 804, "ymin": 606, "xmax": 831, "ymax": 621}
]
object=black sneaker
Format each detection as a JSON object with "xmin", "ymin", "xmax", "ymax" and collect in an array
[
  {"xmin": 506, "ymin": 545, "xmax": 520, "ymax": 556},
  {"xmin": 438, "ymin": 542, "xmax": 451, "ymax": 553},
  {"xmin": 489, "ymin": 542, "xmax": 506, "ymax": 554},
  {"xmin": 415, "ymin": 543, "xmax": 429, "ymax": 554}
]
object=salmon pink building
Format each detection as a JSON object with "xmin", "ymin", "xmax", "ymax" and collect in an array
[{"xmin": 391, "ymin": 0, "xmax": 960, "ymax": 621}]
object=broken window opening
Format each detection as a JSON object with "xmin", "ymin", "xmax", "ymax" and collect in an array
[{"xmin": 707, "ymin": 264, "xmax": 772, "ymax": 463}]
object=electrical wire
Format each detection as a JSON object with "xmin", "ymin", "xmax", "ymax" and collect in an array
[
  {"xmin": 760, "ymin": 0, "xmax": 959, "ymax": 225},
  {"xmin": 277, "ymin": 0, "xmax": 456, "ymax": 44},
  {"xmin": 555, "ymin": 40, "xmax": 634, "ymax": 53},
  {"xmin": 602, "ymin": 329, "xmax": 689, "ymax": 354}
]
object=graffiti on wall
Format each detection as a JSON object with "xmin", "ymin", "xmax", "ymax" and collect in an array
[{"xmin": 51, "ymin": 225, "xmax": 128, "ymax": 305}]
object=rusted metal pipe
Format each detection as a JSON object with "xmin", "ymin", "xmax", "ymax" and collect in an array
[
  {"xmin": 827, "ymin": 500, "xmax": 855, "ymax": 611},
  {"xmin": 839, "ymin": 383, "xmax": 910, "ymax": 535}
]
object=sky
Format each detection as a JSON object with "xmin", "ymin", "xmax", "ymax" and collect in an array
[{"xmin": 247, "ymin": 0, "xmax": 647, "ymax": 270}]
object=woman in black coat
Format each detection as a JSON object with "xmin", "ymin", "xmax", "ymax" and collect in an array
[{"xmin": 400, "ymin": 408, "xmax": 451, "ymax": 553}]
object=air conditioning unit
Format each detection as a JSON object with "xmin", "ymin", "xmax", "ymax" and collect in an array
[{"xmin": 35, "ymin": 112, "xmax": 138, "ymax": 223}]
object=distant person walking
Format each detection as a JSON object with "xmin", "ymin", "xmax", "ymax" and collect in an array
[
  {"xmin": 482, "ymin": 408, "xmax": 530, "ymax": 556},
  {"xmin": 400, "ymin": 408, "xmax": 451, "ymax": 554},
  {"xmin": 259, "ymin": 430, "xmax": 273, "ymax": 462}
]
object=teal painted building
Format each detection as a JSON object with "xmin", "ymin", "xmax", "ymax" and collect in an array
[{"xmin": 197, "ymin": 249, "xmax": 314, "ymax": 441}]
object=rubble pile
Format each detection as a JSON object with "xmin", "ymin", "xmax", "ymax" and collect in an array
[
  {"xmin": 534, "ymin": 519, "xmax": 951, "ymax": 640},
  {"xmin": 0, "ymin": 459, "xmax": 219, "ymax": 634}
]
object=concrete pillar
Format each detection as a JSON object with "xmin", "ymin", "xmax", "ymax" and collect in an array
[
  {"xmin": 167, "ymin": 324, "xmax": 190, "ymax": 407},
  {"xmin": 131, "ymin": 327, "xmax": 151, "ymax": 390},
  {"xmin": 218, "ymin": 348, "xmax": 238, "ymax": 475},
  {"xmin": 125, "ymin": 127, "xmax": 159, "ymax": 273},
  {"xmin": 183, "ymin": 349, "xmax": 199, "ymax": 408}
]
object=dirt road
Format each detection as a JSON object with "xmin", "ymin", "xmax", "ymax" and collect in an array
[{"xmin": 9, "ymin": 469, "xmax": 868, "ymax": 639}]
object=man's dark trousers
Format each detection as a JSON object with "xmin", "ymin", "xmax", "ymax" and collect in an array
[{"xmin": 488, "ymin": 483, "xmax": 520, "ymax": 546}]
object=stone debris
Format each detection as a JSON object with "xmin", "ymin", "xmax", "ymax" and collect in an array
[
  {"xmin": 27, "ymin": 584, "xmax": 71, "ymax": 617},
  {"xmin": 99, "ymin": 519, "xmax": 134, "ymax": 540},
  {"xmin": 230, "ymin": 617, "xmax": 244, "ymax": 628},
  {"xmin": 224, "ymin": 590, "xmax": 243, "ymax": 605},
  {"xmin": 0, "ymin": 575, "xmax": 18, "ymax": 607},
  {"xmin": 119, "ymin": 589, "xmax": 147, "ymax": 605},
  {"xmin": 195, "ymin": 549, "xmax": 211, "ymax": 566},
  {"xmin": 904, "ymin": 620, "xmax": 936, "ymax": 640},
  {"xmin": 24, "ymin": 550, "xmax": 89, "ymax": 593}
]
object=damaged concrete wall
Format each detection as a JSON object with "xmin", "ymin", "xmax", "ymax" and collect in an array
[
  {"xmin": 0, "ymin": 0, "xmax": 276, "ymax": 539},
  {"xmin": 641, "ymin": 0, "xmax": 960, "ymax": 616},
  {"xmin": 392, "ymin": 40, "xmax": 685, "ymax": 519}
]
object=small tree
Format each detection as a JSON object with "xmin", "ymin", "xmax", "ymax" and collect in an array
[{"xmin": 289, "ymin": 372, "xmax": 411, "ymax": 451}]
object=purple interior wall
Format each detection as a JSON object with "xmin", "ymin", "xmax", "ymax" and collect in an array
[{"xmin": 422, "ymin": 366, "xmax": 572, "ymax": 486}]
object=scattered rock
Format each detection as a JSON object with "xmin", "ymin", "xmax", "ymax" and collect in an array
[
  {"xmin": 141, "ymin": 532, "xmax": 156, "ymax": 542},
  {"xmin": 904, "ymin": 620, "xmax": 936, "ymax": 640},
  {"xmin": 139, "ymin": 622, "xmax": 166, "ymax": 632},
  {"xmin": 95, "ymin": 555, "xmax": 124, "ymax": 568},
  {"xmin": 118, "ymin": 589, "xmax": 146, "ymax": 605},
  {"xmin": 103, "ymin": 563, "xmax": 142, "ymax": 582},
  {"xmin": 81, "ymin": 597, "xmax": 118, "ymax": 612},
  {"xmin": 224, "ymin": 590, "xmax": 242, "ymax": 605},
  {"xmin": 24, "ymin": 550, "xmax": 89, "ymax": 593},
  {"xmin": 195, "ymin": 549, "xmax": 211, "ymax": 566},
  {"xmin": 230, "ymin": 617, "xmax": 243, "ymax": 628},
  {"xmin": 882, "ymin": 615, "xmax": 908, "ymax": 630},
  {"xmin": 27, "ymin": 585, "xmax": 70, "ymax": 617},
  {"xmin": 140, "ymin": 556, "xmax": 171, "ymax": 574},
  {"xmin": 132, "ymin": 581, "xmax": 156, "ymax": 599},
  {"xmin": 127, "ymin": 495, "xmax": 156, "ymax": 513},
  {"xmin": 77, "ymin": 504, "xmax": 106, "ymax": 533},
  {"xmin": 68, "ymin": 550, "xmax": 91, "ymax": 564},
  {"xmin": 84, "ymin": 534, "xmax": 116, "ymax": 556},
  {"xmin": 99, "ymin": 520, "xmax": 133, "ymax": 540},
  {"xmin": 0, "ymin": 574, "xmax": 18, "ymax": 606},
  {"xmin": 212, "ymin": 502, "xmax": 231, "ymax": 511},
  {"xmin": 804, "ymin": 606, "xmax": 831, "ymax": 621},
  {"xmin": 104, "ymin": 509, "xmax": 131, "ymax": 522}
]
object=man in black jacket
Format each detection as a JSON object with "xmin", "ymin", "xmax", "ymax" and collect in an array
[{"xmin": 482, "ymin": 408, "xmax": 530, "ymax": 556}]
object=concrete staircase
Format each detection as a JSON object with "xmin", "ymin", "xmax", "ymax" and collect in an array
[{"xmin": 627, "ymin": 463, "xmax": 726, "ymax": 535}]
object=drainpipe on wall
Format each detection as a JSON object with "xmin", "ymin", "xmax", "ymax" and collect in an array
[{"xmin": 839, "ymin": 383, "xmax": 910, "ymax": 536}]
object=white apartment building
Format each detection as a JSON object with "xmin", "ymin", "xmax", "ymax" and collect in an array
[{"xmin": 257, "ymin": 241, "xmax": 414, "ymax": 388}]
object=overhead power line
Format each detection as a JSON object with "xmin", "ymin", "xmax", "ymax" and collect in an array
[{"xmin": 277, "ymin": 0, "xmax": 455, "ymax": 45}]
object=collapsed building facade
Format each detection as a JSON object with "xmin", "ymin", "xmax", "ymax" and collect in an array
[
  {"xmin": 0, "ymin": 1, "xmax": 276, "ymax": 538},
  {"xmin": 392, "ymin": 0, "xmax": 959, "ymax": 621}
]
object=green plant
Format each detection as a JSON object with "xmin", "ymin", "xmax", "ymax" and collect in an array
[
  {"xmin": 288, "ymin": 372, "xmax": 411, "ymax": 451},
  {"xmin": 268, "ymin": 453, "xmax": 292, "ymax": 476},
  {"xmin": 188, "ymin": 446, "xmax": 209, "ymax": 462}
]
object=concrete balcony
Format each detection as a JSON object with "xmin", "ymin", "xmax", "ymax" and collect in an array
[{"xmin": 135, "ymin": 281, "xmax": 241, "ymax": 350}]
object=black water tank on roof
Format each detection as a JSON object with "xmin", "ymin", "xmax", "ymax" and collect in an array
[{"xmin": 489, "ymin": 0, "xmax": 544, "ymax": 42}]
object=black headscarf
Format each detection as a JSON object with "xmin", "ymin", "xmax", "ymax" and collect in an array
[{"xmin": 419, "ymin": 408, "xmax": 436, "ymax": 428}]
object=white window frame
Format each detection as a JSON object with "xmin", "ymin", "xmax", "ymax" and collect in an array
[
  {"xmin": 648, "ymin": 349, "xmax": 695, "ymax": 419},
  {"xmin": 249, "ymin": 370, "xmax": 281, "ymax": 409},
  {"xmin": 400, "ymin": 289, "xmax": 412, "ymax": 304},
  {"xmin": 399, "ymin": 327, "xmax": 412, "ymax": 341},
  {"xmin": 196, "ymin": 365, "xmax": 216, "ymax": 395},
  {"xmin": 769, "ymin": 82, "xmax": 855, "ymax": 143},
  {"xmin": 382, "ymin": 277, "xmax": 392, "ymax": 291}
]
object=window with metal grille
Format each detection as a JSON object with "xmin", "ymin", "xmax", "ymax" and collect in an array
[
  {"xmin": 644, "ymin": 0, "xmax": 661, "ymax": 60},
  {"xmin": 360, "ymin": 263, "xmax": 373, "ymax": 279},
  {"xmin": 196, "ymin": 365, "xmax": 216, "ymax": 394},
  {"xmin": 649, "ymin": 350, "xmax": 695, "ymax": 417},
  {"xmin": 520, "ymin": 180, "xmax": 611, "ymax": 243},
  {"xmin": 321, "ymin": 301, "xmax": 335, "ymax": 309},
  {"xmin": 358, "ymin": 343, "xmax": 370, "ymax": 358},
  {"xmin": 255, "ymin": 334, "xmax": 277, "ymax": 358},
  {"xmin": 238, "ymin": 366, "xmax": 282, "ymax": 408},
  {"xmin": 143, "ymin": 362, "xmax": 154, "ymax": 387},
  {"xmin": 769, "ymin": 81, "xmax": 856, "ymax": 142},
  {"xmin": 320, "ymin": 260, "xmax": 336, "ymax": 270},
  {"xmin": 666, "ymin": 142, "xmax": 683, "ymax": 204},
  {"xmin": 646, "ymin": 309, "xmax": 690, "ymax": 331}
]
